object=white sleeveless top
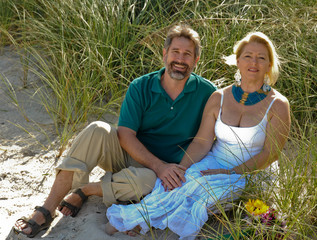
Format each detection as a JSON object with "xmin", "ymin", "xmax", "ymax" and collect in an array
[{"xmin": 210, "ymin": 89, "xmax": 276, "ymax": 168}]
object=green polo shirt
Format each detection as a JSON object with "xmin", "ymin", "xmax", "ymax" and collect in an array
[{"xmin": 118, "ymin": 68, "xmax": 217, "ymax": 164}]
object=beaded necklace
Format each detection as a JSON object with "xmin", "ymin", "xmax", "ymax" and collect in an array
[{"xmin": 232, "ymin": 84, "xmax": 271, "ymax": 106}]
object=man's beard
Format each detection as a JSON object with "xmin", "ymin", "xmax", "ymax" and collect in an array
[{"xmin": 165, "ymin": 60, "xmax": 194, "ymax": 80}]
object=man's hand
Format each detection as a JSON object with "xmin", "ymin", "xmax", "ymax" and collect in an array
[{"xmin": 156, "ymin": 162, "xmax": 187, "ymax": 191}]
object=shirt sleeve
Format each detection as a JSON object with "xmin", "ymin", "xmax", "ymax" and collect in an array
[{"xmin": 118, "ymin": 82, "xmax": 143, "ymax": 132}]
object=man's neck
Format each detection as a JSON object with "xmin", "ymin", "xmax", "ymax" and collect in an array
[{"xmin": 161, "ymin": 73, "xmax": 189, "ymax": 101}]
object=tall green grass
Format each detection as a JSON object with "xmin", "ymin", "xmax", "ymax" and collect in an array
[{"xmin": 0, "ymin": 0, "xmax": 316, "ymax": 238}]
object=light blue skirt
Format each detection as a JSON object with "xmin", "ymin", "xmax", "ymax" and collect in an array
[{"xmin": 106, "ymin": 153, "xmax": 246, "ymax": 240}]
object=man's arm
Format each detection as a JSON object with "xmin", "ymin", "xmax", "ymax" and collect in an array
[{"xmin": 117, "ymin": 126, "xmax": 186, "ymax": 190}]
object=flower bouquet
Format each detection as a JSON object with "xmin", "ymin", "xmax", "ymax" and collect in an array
[{"xmin": 244, "ymin": 199, "xmax": 287, "ymax": 239}]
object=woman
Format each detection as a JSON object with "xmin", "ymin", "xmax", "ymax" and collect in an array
[{"xmin": 105, "ymin": 32, "xmax": 291, "ymax": 240}]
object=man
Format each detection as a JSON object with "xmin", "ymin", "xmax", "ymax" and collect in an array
[{"xmin": 14, "ymin": 24, "xmax": 217, "ymax": 238}]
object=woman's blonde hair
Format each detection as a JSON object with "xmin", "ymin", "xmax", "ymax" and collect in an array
[{"xmin": 224, "ymin": 32, "xmax": 280, "ymax": 85}]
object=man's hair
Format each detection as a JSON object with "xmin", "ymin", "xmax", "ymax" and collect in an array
[{"xmin": 164, "ymin": 24, "xmax": 201, "ymax": 58}]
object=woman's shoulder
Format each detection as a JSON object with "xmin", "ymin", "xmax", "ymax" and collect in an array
[
  {"xmin": 270, "ymin": 88, "xmax": 290, "ymax": 117},
  {"xmin": 205, "ymin": 87, "xmax": 225, "ymax": 110},
  {"xmin": 211, "ymin": 85, "xmax": 232, "ymax": 96},
  {"xmin": 271, "ymin": 88, "xmax": 289, "ymax": 106},
  {"xmin": 207, "ymin": 85, "xmax": 234, "ymax": 106},
  {"xmin": 208, "ymin": 88, "xmax": 225, "ymax": 103}
]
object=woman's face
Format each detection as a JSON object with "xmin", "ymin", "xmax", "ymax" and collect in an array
[{"xmin": 237, "ymin": 42, "xmax": 271, "ymax": 83}]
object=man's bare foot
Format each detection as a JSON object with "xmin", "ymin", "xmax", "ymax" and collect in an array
[
  {"xmin": 105, "ymin": 223, "xmax": 141, "ymax": 237},
  {"xmin": 125, "ymin": 225, "xmax": 141, "ymax": 237},
  {"xmin": 105, "ymin": 222, "xmax": 118, "ymax": 235}
]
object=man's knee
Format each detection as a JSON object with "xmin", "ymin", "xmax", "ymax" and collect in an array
[
  {"xmin": 83, "ymin": 121, "xmax": 119, "ymax": 144},
  {"xmin": 87, "ymin": 121, "xmax": 113, "ymax": 135},
  {"xmin": 113, "ymin": 167, "xmax": 157, "ymax": 198},
  {"xmin": 133, "ymin": 168, "xmax": 156, "ymax": 196}
]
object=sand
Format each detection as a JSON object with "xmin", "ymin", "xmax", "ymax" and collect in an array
[{"xmin": 0, "ymin": 46, "xmax": 181, "ymax": 240}]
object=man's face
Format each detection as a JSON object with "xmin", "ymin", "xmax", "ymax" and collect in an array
[{"xmin": 163, "ymin": 36, "xmax": 199, "ymax": 81}]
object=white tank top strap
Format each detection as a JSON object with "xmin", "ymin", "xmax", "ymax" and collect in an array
[
  {"xmin": 264, "ymin": 97, "xmax": 277, "ymax": 118},
  {"xmin": 217, "ymin": 89, "xmax": 224, "ymax": 119}
]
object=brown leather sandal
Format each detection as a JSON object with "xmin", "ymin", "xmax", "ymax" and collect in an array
[
  {"xmin": 13, "ymin": 206, "xmax": 54, "ymax": 238},
  {"xmin": 59, "ymin": 188, "xmax": 88, "ymax": 217}
]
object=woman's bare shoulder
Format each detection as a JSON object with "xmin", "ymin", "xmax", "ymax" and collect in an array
[
  {"xmin": 270, "ymin": 89, "xmax": 290, "ymax": 120},
  {"xmin": 205, "ymin": 85, "xmax": 232, "ymax": 118},
  {"xmin": 271, "ymin": 88, "xmax": 290, "ymax": 107},
  {"xmin": 210, "ymin": 85, "xmax": 232, "ymax": 99},
  {"xmin": 207, "ymin": 87, "xmax": 225, "ymax": 106}
]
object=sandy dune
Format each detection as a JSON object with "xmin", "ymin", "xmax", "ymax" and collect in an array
[{"xmin": 0, "ymin": 46, "xmax": 181, "ymax": 240}]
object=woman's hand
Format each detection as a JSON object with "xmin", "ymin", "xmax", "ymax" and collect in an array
[{"xmin": 200, "ymin": 169, "xmax": 231, "ymax": 176}]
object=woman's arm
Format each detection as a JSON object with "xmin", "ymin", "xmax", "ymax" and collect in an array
[{"xmin": 179, "ymin": 91, "xmax": 221, "ymax": 169}]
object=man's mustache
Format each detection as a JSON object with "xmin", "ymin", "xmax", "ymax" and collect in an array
[{"xmin": 170, "ymin": 61, "xmax": 189, "ymax": 70}]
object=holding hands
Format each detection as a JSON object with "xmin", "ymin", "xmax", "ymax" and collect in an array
[{"xmin": 156, "ymin": 162, "xmax": 187, "ymax": 191}]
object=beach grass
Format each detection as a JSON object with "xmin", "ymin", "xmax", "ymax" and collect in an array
[{"xmin": 0, "ymin": 0, "xmax": 316, "ymax": 239}]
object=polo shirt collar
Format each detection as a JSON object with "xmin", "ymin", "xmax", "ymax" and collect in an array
[{"xmin": 151, "ymin": 67, "xmax": 197, "ymax": 93}]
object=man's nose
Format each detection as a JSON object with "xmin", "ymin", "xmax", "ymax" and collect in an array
[{"xmin": 176, "ymin": 53, "xmax": 186, "ymax": 62}]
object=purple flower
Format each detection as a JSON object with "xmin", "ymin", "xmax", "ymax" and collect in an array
[{"xmin": 260, "ymin": 208, "xmax": 278, "ymax": 226}]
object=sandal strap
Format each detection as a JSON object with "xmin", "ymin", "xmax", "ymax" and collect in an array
[
  {"xmin": 73, "ymin": 188, "xmax": 88, "ymax": 203},
  {"xmin": 13, "ymin": 207, "xmax": 54, "ymax": 238},
  {"xmin": 34, "ymin": 206, "xmax": 53, "ymax": 223},
  {"xmin": 27, "ymin": 219, "xmax": 41, "ymax": 232},
  {"xmin": 60, "ymin": 200, "xmax": 79, "ymax": 214},
  {"xmin": 13, "ymin": 219, "xmax": 41, "ymax": 237}
]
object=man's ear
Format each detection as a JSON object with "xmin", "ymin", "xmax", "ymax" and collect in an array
[
  {"xmin": 163, "ymin": 48, "xmax": 167, "ymax": 59},
  {"xmin": 194, "ymin": 56, "xmax": 200, "ymax": 67},
  {"xmin": 195, "ymin": 56, "xmax": 200, "ymax": 64}
]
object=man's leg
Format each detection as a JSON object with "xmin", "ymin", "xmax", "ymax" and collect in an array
[
  {"xmin": 57, "ymin": 121, "xmax": 129, "ymax": 215},
  {"xmin": 15, "ymin": 121, "xmax": 126, "ymax": 235},
  {"xmin": 58, "ymin": 179, "xmax": 103, "ymax": 216},
  {"xmin": 15, "ymin": 170, "xmax": 73, "ymax": 235},
  {"xmin": 104, "ymin": 162, "xmax": 156, "ymax": 236},
  {"xmin": 101, "ymin": 158, "xmax": 157, "ymax": 207}
]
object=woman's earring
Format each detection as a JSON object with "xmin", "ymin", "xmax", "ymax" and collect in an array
[
  {"xmin": 234, "ymin": 69, "xmax": 241, "ymax": 86},
  {"xmin": 263, "ymin": 74, "xmax": 270, "ymax": 92}
]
